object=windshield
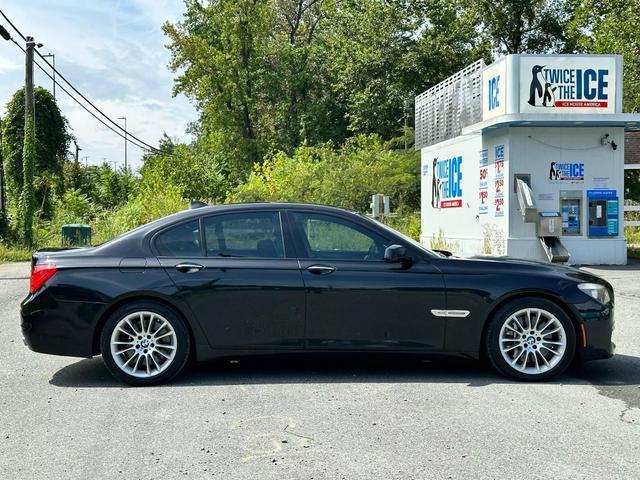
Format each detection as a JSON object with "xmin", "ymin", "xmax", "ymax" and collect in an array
[{"xmin": 361, "ymin": 215, "xmax": 439, "ymax": 258}]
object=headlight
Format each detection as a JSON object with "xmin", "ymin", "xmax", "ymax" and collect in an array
[{"xmin": 578, "ymin": 283, "xmax": 611, "ymax": 304}]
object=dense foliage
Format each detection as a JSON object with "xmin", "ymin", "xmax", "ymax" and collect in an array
[{"xmin": 2, "ymin": 88, "xmax": 71, "ymax": 220}]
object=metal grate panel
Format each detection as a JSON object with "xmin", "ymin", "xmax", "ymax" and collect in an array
[{"xmin": 415, "ymin": 59, "xmax": 485, "ymax": 149}]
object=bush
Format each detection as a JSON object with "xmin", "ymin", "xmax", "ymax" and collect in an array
[
  {"xmin": 381, "ymin": 213, "xmax": 421, "ymax": 240},
  {"xmin": 0, "ymin": 243, "xmax": 32, "ymax": 262},
  {"xmin": 231, "ymin": 135, "xmax": 420, "ymax": 213},
  {"xmin": 92, "ymin": 173, "xmax": 187, "ymax": 244}
]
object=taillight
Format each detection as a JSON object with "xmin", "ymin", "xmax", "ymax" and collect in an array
[{"xmin": 30, "ymin": 262, "xmax": 57, "ymax": 294}]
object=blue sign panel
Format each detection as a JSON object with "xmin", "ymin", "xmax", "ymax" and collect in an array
[{"xmin": 587, "ymin": 190, "xmax": 618, "ymax": 237}]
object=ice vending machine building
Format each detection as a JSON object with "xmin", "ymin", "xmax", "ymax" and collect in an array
[{"xmin": 415, "ymin": 54, "xmax": 640, "ymax": 265}]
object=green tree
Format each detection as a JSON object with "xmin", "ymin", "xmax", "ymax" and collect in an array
[
  {"xmin": 21, "ymin": 115, "xmax": 35, "ymax": 246},
  {"xmin": 1, "ymin": 87, "xmax": 72, "ymax": 220},
  {"xmin": 139, "ymin": 135, "xmax": 226, "ymax": 201},
  {"xmin": 471, "ymin": 0, "xmax": 578, "ymax": 54},
  {"xmin": 323, "ymin": 0, "xmax": 490, "ymax": 139},
  {"xmin": 572, "ymin": 0, "xmax": 640, "ymax": 112},
  {"xmin": 164, "ymin": 0, "xmax": 274, "ymax": 183},
  {"xmin": 0, "ymin": 113, "xmax": 6, "ymax": 237}
]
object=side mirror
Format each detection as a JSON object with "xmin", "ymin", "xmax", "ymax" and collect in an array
[{"xmin": 384, "ymin": 244, "xmax": 410, "ymax": 264}]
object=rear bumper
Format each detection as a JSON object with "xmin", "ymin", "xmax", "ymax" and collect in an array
[
  {"xmin": 21, "ymin": 288, "xmax": 105, "ymax": 358},
  {"xmin": 579, "ymin": 302, "xmax": 615, "ymax": 362}
]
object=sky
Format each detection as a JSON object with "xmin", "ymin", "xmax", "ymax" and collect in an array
[{"xmin": 0, "ymin": 0, "xmax": 196, "ymax": 172}]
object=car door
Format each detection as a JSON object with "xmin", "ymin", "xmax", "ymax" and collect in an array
[
  {"xmin": 155, "ymin": 210, "xmax": 306, "ymax": 349},
  {"xmin": 287, "ymin": 210, "xmax": 446, "ymax": 351}
]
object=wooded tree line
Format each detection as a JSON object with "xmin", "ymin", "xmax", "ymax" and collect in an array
[{"xmin": 2, "ymin": 0, "xmax": 640, "ymax": 251}]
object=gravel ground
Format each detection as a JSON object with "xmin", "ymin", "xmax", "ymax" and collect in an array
[{"xmin": 1, "ymin": 261, "xmax": 639, "ymax": 479}]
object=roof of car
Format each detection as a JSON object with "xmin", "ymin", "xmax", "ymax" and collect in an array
[
  {"xmin": 168, "ymin": 202, "xmax": 360, "ymax": 221},
  {"xmin": 190, "ymin": 202, "xmax": 354, "ymax": 212}
]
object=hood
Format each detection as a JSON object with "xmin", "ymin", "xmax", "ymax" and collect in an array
[{"xmin": 441, "ymin": 252, "xmax": 609, "ymax": 286}]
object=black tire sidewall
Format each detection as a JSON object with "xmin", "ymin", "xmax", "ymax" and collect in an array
[
  {"xmin": 100, "ymin": 300, "xmax": 190, "ymax": 386},
  {"xmin": 486, "ymin": 297, "xmax": 576, "ymax": 381}
]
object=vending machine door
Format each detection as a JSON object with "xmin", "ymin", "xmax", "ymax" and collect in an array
[{"xmin": 587, "ymin": 190, "xmax": 619, "ymax": 237}]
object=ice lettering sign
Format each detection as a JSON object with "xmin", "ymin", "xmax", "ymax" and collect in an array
[
  {"xmin": 549, "ymin": 162, "xmax": 585, "ymax": 183},
  {"xmin": 432, "ymin": 155, "xmax": 463, "ymax": 209},
  {"xmin": 520, "ymin": 56, "xmax": 617, "ymax": 114},
  {"xmin": 482, "ymin": 59, "xmax": 507, "ymax": 120}
]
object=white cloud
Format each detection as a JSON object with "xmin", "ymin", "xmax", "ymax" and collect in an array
[
  {"xmin": 0, "ymin": 0, "xmax": 196, "ymax": 171},
  {"xmin": 0, "ymin": 55, "xmax": 21, "ymax": 74}
]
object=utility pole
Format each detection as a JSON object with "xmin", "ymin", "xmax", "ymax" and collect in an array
[
  {"xmin": 74, "ymin": 141, "xmax": 81, "ymax": 165},
  {"xmin": 82, "ymin": 156, "xmax": 89, "ymax": 168},
  {"xmin": 25, "ymin": 37, "xmax": 35, "ymax": 119},
  {"xmin": 22, "ymin": 35, "xmax": 36, "ymax": 247},
  {"xmin": 118, "ymin": 116, "xmax": 127, "ymax": 171}
]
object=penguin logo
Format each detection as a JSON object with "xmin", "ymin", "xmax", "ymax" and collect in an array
[
  {"xmin": 528, "ymin": 65, "xmax": 547, "ymax": 107},
  {"xmin": 549, "ymin": 162, "xmax": 559, "ymax": 180},
  {"xmin": 542, "ymin": 82, "xmax": 557, "ymax": 107},
  {"xmin": 431, "ymin": 158, "xmax": 440, "ymax": 208}
]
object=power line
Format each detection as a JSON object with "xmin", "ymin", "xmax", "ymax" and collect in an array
[
  {"xmin": 34, "ymin": 50, "xmax": 165, "ymax": 154},
  {"xmin": 0, "ymin": 9, "xmax": 26, "ymax": 41},
  {"xmin": 10, "ymin": 38, "xmax": 157, "ymax": 155},
  {"xmin": 0, "ymin": 8, "xmax": 172, "ymax": 157}
]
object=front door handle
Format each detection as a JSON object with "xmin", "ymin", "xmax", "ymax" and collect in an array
[
  {"xmin": 175, "ymin": 262, "xmax": 204, "ymax": 273},
  {"xmin": 307, "ymin": 265, "xmax": 336, "ymax": 275}
]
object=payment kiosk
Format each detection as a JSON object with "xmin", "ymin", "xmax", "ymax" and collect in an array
[
  {"xmin": 560, "ymin": 191, "xmax": 582, "ymax": 236},
  {"xmin": 588, "ymin": 189, "xmax": 619, "ymax": 237}
]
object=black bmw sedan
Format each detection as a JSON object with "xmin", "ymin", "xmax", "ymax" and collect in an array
[{"xmin": 21, "ymin": 203, "xmax": 614, "ymax": 385}]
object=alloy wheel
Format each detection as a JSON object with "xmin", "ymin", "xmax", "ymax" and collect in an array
[
  {"xmin": 109, "ymin": 311, "xmax": 177, "ymax": 378},
  {"xmin": 498, "ymin": 308, "xmax": 567, "ymax": 375}
]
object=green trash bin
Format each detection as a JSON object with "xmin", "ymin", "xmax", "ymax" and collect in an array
[{"xmin": 61, "ymin": 224, "xmax": 92, "ymax": 247}]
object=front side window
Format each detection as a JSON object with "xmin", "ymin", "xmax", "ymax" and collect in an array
[
  {"xmin": 204, "ymin": 211, "xmax": 284, "ymax": 258},
  {"xmin": 291, "ymin": 212, "xmax": 389, "ymax": 261},
  {"xmin": 155, "ymin": 220, "xmax": 202, "ymax": 257}
]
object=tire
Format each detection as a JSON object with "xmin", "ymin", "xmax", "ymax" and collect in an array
[
  {"xmin": 100, "ymin": 300, "xmax": 191, "ymax": 386},
  {"xmin": 485, "ymin": 297, "xmax": 576, "ymax": 381}
]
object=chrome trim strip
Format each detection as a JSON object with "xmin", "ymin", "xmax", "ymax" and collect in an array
[
  {"xmin": 430, "ymin": 309, "xmax": 470, "ymax": 318},
  {"xmin": 447, "ymin": 310, "xmax": 471, "ymax": 318}
]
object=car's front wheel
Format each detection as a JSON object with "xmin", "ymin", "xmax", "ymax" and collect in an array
[
  {"xmin": 486, "ymin": 297, "xmax": 576, "ymax": 381},
  {"xmin": 100, "ymin": 300, "xmax": 190, "ymax": 386}
]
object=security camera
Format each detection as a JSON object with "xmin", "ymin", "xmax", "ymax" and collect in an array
[{"xmin": 601, "ymin": 134, "xmax": 617, "ymax": 150}]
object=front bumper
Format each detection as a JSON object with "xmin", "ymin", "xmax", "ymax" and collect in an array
[
  {"xmin": 21, "ymin": 288, "xmax": 105, "ymax": 358},
  {"xmin": 578, "ymin": 300, "xmax": 615, "ymax": 362}
]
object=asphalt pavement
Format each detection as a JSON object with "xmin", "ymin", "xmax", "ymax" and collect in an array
[{"xmin": 1, "ymin": 261, "xmax": 639, "ymax": 479}]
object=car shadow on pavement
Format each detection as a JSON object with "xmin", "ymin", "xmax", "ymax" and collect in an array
[{"xmin": 49, "ymin": 352, "xmax": 640, "ymax": 398}]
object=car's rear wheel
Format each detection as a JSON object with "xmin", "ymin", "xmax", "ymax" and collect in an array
[
  {"xmin": 486, "ymin": 297, "xmax": 576, "ymax": 381},
  {"xmin": 100, "ymin": 301, "xmax": 190, "ymax": 386}
]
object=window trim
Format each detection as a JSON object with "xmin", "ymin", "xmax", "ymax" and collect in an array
[
  {"xmin": 288, "ymin": 210, "xmax": 392, "ymax": 262},
  {"xmin": 201, "ymin": 209, "xmax": 287, "ymax": 260}
]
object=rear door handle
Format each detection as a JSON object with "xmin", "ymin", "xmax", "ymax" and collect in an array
[
  {"xmin": 175, "ymin": 262, "xmax": 204, "ymax": 273},
  {"xmin": 307, "ymin": 265, "xmax": 336, "ymax": 275}
]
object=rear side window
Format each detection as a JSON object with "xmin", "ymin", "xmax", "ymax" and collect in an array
[
  {"xmin": 204, "ymin": 211, "xmax": 284, "ymax": 258},
  {"xmin": 155, "ymin": 220, "xmax": 202, "ymax": 257}
]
